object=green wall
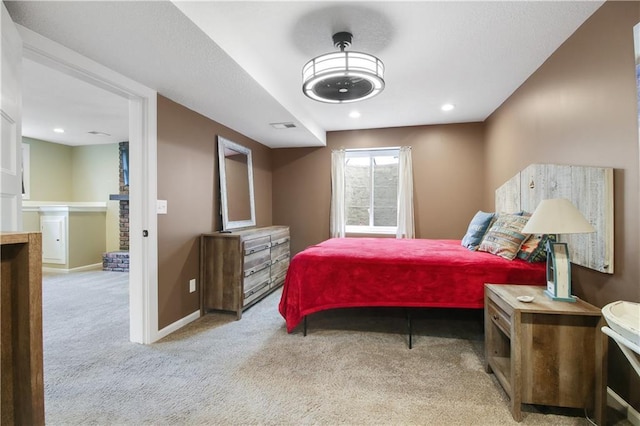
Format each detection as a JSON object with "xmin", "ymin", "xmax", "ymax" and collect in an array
[
  {"xmin": 22, "ymin": 137, "xmax": 120, "ymax": 252},
  {"xmin": 24, "ymin": 137, "xmax": 73, "ymax": 201}
]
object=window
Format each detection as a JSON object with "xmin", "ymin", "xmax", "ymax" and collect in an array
[{"xmin": 344, "ymin": 148, "xmax": 399, "ymax": 234}]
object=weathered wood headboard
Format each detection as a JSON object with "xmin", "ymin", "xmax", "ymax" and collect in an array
[{"xmin": 495, "ymin": 163, "xmax": 614, "ymax": 274}]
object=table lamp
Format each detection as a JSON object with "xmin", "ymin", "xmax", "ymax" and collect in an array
[{"xmin": 521, "ymin": 198, "xmax": 595, "ymax": 302}]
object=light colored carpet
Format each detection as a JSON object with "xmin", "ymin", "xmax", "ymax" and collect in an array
[{"xmin": 42, "ymin": 270, "xmax": 616, "ymax": 425}]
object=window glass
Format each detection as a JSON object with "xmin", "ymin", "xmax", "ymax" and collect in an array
[{"xmin": 345, "ymin": 149, "xmax": 399, "ymax": 232}]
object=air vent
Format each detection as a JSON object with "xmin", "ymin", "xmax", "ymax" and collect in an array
[
  {"xmin": 270, "ymin": 122, "xmax": 296, "ymax": 129},
  {"xmin": 88, "ymin": 131, "xmax": 111, "ymax": 136}
]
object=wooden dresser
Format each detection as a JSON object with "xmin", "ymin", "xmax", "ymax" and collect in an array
[{"xmin": 200, "ymin": 226, "xmax": 290, "ymax": 319}]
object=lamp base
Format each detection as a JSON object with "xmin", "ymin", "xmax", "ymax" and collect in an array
[{"xmin": 544, "ymin": 289, "xmax": 577, "ymax": 302}]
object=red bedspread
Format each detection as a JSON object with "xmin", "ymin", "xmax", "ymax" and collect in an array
[{"xmin": 279, "ymin": 238, "xmax": 546, "ymax": 332}]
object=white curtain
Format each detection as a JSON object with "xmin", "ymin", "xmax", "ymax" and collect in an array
[
  {"xmin": 330, "ymin": 149, "xmax": 346, "ymax": 238},
  {"xmin": 396, "ymin": 146, "xmax": 415, "ymax": 239}
]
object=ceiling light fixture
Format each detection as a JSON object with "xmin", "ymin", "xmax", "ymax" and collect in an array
[
  {"xmin": 270, "ymin": 122, "xmax": 297, "ymax": 129},
  {"xmin": 88, "ymin": 131, "xmax": 112, "ymax": 136},
  {"xmin": 349, "ymin": 111, "xmax": 361, "ymax": 118},
  {"xmin": 302, "ymin": 32, "xmax": 384, "ymax": 104},
  {"xmin": 441, "ymin": 103, "xmax": 455, "ymax": 112},
  {"xmin": 53, "ymin": 128, "xmax": 65, "ymax": 133}
]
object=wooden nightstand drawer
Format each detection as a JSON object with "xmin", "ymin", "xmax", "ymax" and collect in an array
[{"xmin": 487, "ymin": 299, "xmax": 511, "ymax": 337}]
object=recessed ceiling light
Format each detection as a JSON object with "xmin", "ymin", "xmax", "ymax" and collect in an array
[
  {"xmin": 53, "ymin": 128, "xmax": 65, "ymax": 133},
  {"xmin": 349, "ymin": 111, "xmax": 361, "ymax": 118},
  {"xmin": 441, "ymin": 103, "xmax": 455, "ymax": 112}
]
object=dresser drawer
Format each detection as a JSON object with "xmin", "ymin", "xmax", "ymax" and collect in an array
[
  {"xmin": 488, "ymin": 299, "xmax": 511, "ymax": 337},
  {"xmin": 244, "ymin": 246, "xmax": 270, "ymax": 271},
  {"xmin": 271, "ymin": 235, "xmax": 289, "ymax": 249},
  {"xmin": 243, "ymin": 265, "xmax": 270, "ymax": 298},
  {"xmin": 271, "ymin": 240, "xmax": 289, "ymax": 261},
  {"xmin": 270, "ymin": 228, "xmax": 289, "ymax": 243},
  {"xmin": 243, "ymin": 279, "xmax": 270, "ymax": 306},
  {"xmin": 271, "ymin": 269, "xmax": 287, "ymax": 289},
  {"xmin": 271, "ymin": 253, "xmax": 289, "ymax": 278},
  {"xmin": 243, "ymin": 235, "xmax": 271, "ymax": 255}
]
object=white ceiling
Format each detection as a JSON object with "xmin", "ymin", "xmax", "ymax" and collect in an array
[
  {"xmin": 22, "ymin": 58, "xmax": 129, "ymax": 146},
  {"xmin": 7, "ymin": 1, "xmax": 604, "ymax": 149}
]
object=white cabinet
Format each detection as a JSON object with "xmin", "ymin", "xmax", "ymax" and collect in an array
[
  {"xmin": 24, "ymin": 202, "xmax": 107, "ymax": 270},
  {"xmin": 41, "ymin": 214, "xmax": 66, "ymax": 264}
]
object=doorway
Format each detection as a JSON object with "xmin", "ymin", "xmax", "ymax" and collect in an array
[{"xmin": 19, "ymin": 25, "xmax": 159, "ymax": 344}]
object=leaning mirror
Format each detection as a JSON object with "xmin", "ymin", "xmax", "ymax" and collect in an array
[{"xmin": 217, "ymin": 136, "xmax": 256, "ymax": 231}]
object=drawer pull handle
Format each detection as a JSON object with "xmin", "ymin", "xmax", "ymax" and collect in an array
[
  {"xmin": 246, "ymin": 281, "xmax": 270, "ymax": 297},
  {"xmin": 272, "ymin": 254, "xmax": 290, "ymax": 264},
  {"xmin": 244, "ymin": 262, "xmax": 270, "ymax": 277},
  {"xmin": 493, "ymin": 314, "xmax": 499, "ymax": 321},
  {"xmin": 245, "ymin": 243, "xmax": 271, "ymax": 255},
  {"xmin": 272, "ymin": 237, "xmax": 290, "ymax": 247}
]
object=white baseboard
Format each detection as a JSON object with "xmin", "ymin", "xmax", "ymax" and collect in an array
[
  {"xmin": 43, "ymin": 263, "xmax": 103, "ymax": 273},
  {"xmin": 608, "ymin": 387, "xmax": 640, "ymax": 426},
  {"xmin": 154, "ymin": 309, "xmax": 201, "ymax": 342}
]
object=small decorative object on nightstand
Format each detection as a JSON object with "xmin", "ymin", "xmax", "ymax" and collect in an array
[
  {"xmin": 521, "ymin": 198, "xmax": 595, "ymax": 302},
  {"xmin": 484, "ymin": 284, "xmax": 606, "ymax": 424}
]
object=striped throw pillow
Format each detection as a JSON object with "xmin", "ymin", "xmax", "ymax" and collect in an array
[{"xmin": 478, "ymin": 213, "xmax": 530, "ymax": 260}]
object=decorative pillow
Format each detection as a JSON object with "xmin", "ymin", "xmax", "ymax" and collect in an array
[
  {"xmin": 461, "ymin": 211, "xmax": 495, "ymax": 251},
  {"xmin": 517, "ymin": 234, "xmax": 555, "ymax": 262},
  {"xmin": 478, "ymin": 214, "xmax": 530, "ymax": 260}
]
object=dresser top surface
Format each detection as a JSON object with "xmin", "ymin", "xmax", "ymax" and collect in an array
[{"xmin": 202, "ymin": 225, "xmax": 288, "ymax": 240}]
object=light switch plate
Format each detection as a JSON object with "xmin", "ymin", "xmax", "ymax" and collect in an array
[
  {"xmin": 189, "ymin": 279, "xmax": 196, "ymax": 293},
  {"xmin": 157, "ymin": 199, "xmax": 168, "ymax": 214}
]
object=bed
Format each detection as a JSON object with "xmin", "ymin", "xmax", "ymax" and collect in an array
[
  {"xmin": 278, "ymin": 238, "xmax": 546, "ymax": 334},
  {"xmin": 278, "ymin": 162, "xmax": 613, "ymax": 343}
]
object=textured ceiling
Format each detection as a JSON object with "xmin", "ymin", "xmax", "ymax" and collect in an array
[{"xmin": 7, "ymin": 1, "xmax": 604, "ymax": 148}]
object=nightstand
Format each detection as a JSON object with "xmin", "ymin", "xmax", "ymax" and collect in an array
[{"xmin": 484, "ymin": 284, "xmax": 606, "ymax": 424}]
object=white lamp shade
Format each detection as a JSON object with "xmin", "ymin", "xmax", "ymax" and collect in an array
[{"xmin": 521, "ymin": 198, "xmax": 596, "ymax": 235}]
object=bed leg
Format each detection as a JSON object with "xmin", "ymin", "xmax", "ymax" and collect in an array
[
  {"xmin": 407, "ymin": 309, "xmax": 413, "ymax": 349},
  {"xmin": 303, "ymin": 316, "xmax": 307, "ymax": 337}
]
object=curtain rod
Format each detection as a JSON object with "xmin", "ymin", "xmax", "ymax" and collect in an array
[{"xmin": 345, "ymin": 146, "xmax": 401, "ymax": 152}]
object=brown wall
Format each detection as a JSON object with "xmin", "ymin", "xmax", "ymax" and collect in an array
[
  {"xmin": 157, "ymin": 0, "xmax": 639, "ymax": 410},
  {"xmin": 156, "ymin": 95, "xmax": 272, "ymax": 329},
  {"xmin": 273, "ymin": 123, "xmax": 485, "ymax": 255},
  {"xmin": 484, "ymin": 1, "xmax": 640, "ymax": 409}
]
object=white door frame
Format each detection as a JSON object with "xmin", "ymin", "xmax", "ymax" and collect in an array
[
  {"xmin": 17, "ymin": 26, "xmax": 160, "ymax": 344},
  {"xmin": 1, "ymin": 3, "xmax": 23, "ymax": 232}
]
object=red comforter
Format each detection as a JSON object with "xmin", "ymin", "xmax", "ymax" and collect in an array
[{"xmin": 279, "ymin": 238, "xmax": 546, "ymax": 332}]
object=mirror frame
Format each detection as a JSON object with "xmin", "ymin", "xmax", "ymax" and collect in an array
[{"xmin": 217, "ymin": 136, "xmax": 256, "ymax": 231}]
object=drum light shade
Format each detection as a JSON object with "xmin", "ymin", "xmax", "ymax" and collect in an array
[{"xmin": 302, "ymin": 32, "xmax": 385, "ymax": 104}]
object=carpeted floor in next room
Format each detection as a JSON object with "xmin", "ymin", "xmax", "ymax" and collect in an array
[{"xmin": 42, "ymin": 270, "xmax": 629, "ymax": 425}]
